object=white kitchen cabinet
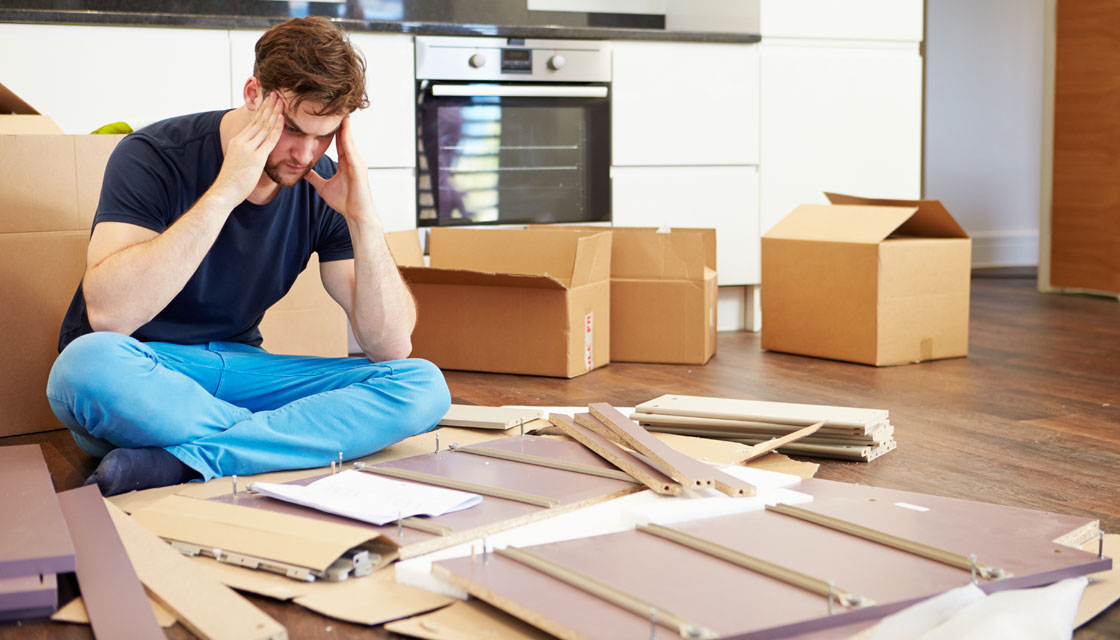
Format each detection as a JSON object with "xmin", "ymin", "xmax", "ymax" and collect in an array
[
  {"xmin": 611, "ymin": 40, "xmax": 759, "ymax": 167},
  {"xmin": 758, "ymin": 40, "xmax": 922, "ymax": 234},
  {"xmin": 0, "ymin": 23, "xmax": 230, "ymax": 134},
  {"xmin": 229, "ymin": 31, "xmax": 416, "ymax": 170},
  {"xmin": 367, "ymin": 167, "xmax": 417, "ymax": 232},
  {"xmin": 759, "ymin": 0, "xmax": 923, "ymax": 41},
  {"xmin": 612, "ymin": 165, "xmax": 759, "ymax": 286}
]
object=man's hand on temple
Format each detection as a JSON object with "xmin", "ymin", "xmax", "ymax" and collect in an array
[
  {"xmin": 213, "ymin": 91, "xmax": 284, "ymax": 205},
  {"xmin": 304, "ymin": 115, "xmax": 377, "ymax": 229}
]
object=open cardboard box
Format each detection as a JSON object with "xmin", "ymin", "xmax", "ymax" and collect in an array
[
  {"xmin": 387, "ymin": 227, "xmax": 612, "ymax": 378},
  {"xmin": 761, "ymin": 192, "xmax": 971, "ymax": 366},
  {"xmin": 0, "ymin": 82, "xmax": 345, "ymax": 437},
  {"xmin": 533, "ymin": 226, "xmax": 718, "ymax": 365}
]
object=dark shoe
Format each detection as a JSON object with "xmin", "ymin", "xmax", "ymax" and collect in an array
[{"xmin": 85, "ymin": 447, "xmax": 199, "ymax": 496}]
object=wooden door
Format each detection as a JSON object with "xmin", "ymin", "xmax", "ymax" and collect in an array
[{"xmin": 1049, "ymin": 0, "xmax": 1120, "ymax": 294}]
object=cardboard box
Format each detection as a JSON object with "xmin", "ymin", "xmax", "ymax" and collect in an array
[
  {"xmin": 388, "ymin": 227, "xmax": 612, "ymax": 378},
  {"xmin": 547, "ymin": 226, "xmax": 718, "ymax": 364},
  {"xmin": 0, "ymin": 84, "xmax": 343, "ymax": 438},
  {"xmin": 761, "ymin": 193, "xmax": 971, "ymax": 366}
]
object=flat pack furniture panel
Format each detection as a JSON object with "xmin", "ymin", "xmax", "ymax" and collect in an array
[
  {"xmin": 434, "ymin": 483, "xmax": 1110, "ymax": 640},
  {"xmin": 439, "ymin": 405, "xmax": 545, "ymax": 430},
  {"xmin": 0, "ymin": 444, "xmax": 75, "ymax": 578},
  {"xmin": 549, "ymin": 413, "xmax": 681, "ymax": 495},
  {"xmin": 0, "ymin": 573, "xmax": 56, "ymax": 622},
  {"xmin": 105, "ymin": 500, "xmax": 287, "ymax": 640},
  {"xmin": 635, "ymin": 394, "xmax": 889, "ymax": 432},
  {"xmin": 56, "ymin": 485, "xmax": 163, "ymax": 640},
  {"xmin": 212, "ymin": 436, "xmax": 641, "ymax": 560},
  {"xmin": 795, "ymin": 478, "xmax": 1104, "ymax": 549}
]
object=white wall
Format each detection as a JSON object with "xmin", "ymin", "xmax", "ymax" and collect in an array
[{"xmin": 924, "ymin": 0, "xmax": 1046, "ymax": 267}]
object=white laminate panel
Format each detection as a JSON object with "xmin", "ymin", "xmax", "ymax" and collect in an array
[
  {"xmin": 0, "ymin": 24, "xmax": 231, "ymax": 134},
  {"xmin": 612, "ymin": 41, "xmax": 759, "ymax": 167},
  {"xmin": 759, "ymin": 0, "xmax": 923, "ymax": 41},
  {"xmin": 611, "ymin": 165, "xmax": 759, "ymax": 285},
  {"xmin": 758, "ymin": 41, "xmax": 922, "ymax": 235}
]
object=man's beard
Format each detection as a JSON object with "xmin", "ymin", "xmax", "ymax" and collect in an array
[{"xmin": 264, "ymin": 160, "xmax": 314, "ymax": 187}]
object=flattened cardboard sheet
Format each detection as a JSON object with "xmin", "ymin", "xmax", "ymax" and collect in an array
[
  {"xmin": 385, "ymin": 599, "xmax": 554, "ymax": 640},
  {"xmin": 1076, "ymin": 534, "xmax": 1120, "ymax": 627},
  {"xmin": 130, "ymin": 494, "xmax": 383, "ymax": 573},
  {"xmin": 105, "ymin": 501, "xmax": 286, "ymax": 640},
  {"xmin": 0, "ymin": 445, "xmax": 75, "ymax": 578},
  {"xmin": 56, "ymin": 486, "xmax": 162, "ymax": 639}
]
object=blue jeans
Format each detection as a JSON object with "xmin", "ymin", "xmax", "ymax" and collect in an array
[{"xmin": 46, "ymin": 332, "xmax": 450, "ymax": 481}]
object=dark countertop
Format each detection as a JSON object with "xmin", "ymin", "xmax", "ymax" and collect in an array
[{"xmin": 0, "ymin": 0, "xmax": 760, "ymax": 43}]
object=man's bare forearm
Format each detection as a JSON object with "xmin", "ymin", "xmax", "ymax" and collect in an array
[
  {"xmin": 83, "ymin": 190, "xmax": 240, "ymax": 334},
  {"xmin": 347, "ymin": 218, "xmax": 417, "ymax": 362}
]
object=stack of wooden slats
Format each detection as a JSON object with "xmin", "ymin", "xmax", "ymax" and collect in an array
[{"xmin": 631, "ymin": 394, "xmax": 897, "ymax": 462}]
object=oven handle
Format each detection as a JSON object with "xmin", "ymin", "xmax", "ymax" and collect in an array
[{"xmin": 431, "ymin": 84, "xmax": 609, "ymax": 99}]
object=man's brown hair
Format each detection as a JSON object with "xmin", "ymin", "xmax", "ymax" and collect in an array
[{"xmin": 254, "ymin": 16, "xmax": 369, "ymax": 116}]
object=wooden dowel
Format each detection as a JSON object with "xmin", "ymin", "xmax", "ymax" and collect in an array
[
  {"xmin": 766, "ymin": 504, "xmax": 1008, "ymax": 580},
  {"xmin": 637, "ymin": 523, "xmax": 871, "ymax": 608},
  {"xmin": 496, "ymin": 546, "xmax": 716, "ymax": 639}
]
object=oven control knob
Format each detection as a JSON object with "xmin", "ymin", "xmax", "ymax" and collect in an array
[
  {"xmin": 469, "ymin": 53, "xmax": 487, "ymax": 69},
  {"xmin": 548, "ymin": 54, "xmax": 566, "ymax": 71}
]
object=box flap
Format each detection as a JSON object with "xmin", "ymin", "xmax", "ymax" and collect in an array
[
  {"xmin": 0, "ymin": 82, "xmax": 62, "ymax": 134},
  {"xmin": 611, "ymin": 228, "xmax": 715, "ymax": 280},
  {"xmin": 384, "ymin": 229, "xmax": 425, "ymax": 267},
  {"xmin": 428, "ymin": 228, "xmax": 608, "ymax": 287},
  {"xmin": 825, "ymin": 192, "xmax": 969, "ymax": 239},
  {"xmin": 400, "ymin": 266, "xmax": 568, "ymax": 290},
  {"xmin": 764, "ymin": 204, "xmax": 918, "ymax": 244},
  {"xmin": 569, "ymin": 230, "xmax": 612, "ymax": 287},
  {"xmin": 0, "ymin": 82, "xmax": 39, "ymax": 115}
]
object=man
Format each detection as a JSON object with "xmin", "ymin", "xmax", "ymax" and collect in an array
[{"xmin": 46, "ymin": 17, "xmax": 450, "ymax": 496}]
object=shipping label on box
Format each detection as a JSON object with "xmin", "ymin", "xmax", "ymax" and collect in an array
[
  {"xmin": 391, "ymin": 228, "xmax": 612, "ymax": 378},
  {"xmin": 761, "ymin": 193, "xmax": 971, "ymax": 366}
]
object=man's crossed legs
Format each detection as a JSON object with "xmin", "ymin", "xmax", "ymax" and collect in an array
[{"xmin": 46, "ymin": 332, "xmax": 451, "ymax": 495}]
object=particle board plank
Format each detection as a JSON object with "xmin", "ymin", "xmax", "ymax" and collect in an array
[
  {"xmin": 635, "ymin": 395, "xmax": 889, "ymax": 432},
  {"xmin": 548, "ymin": 413, "xmax": 681, "ymax": 496},
  {"xmin": 439, "ymin": 405, "xmax": 544, "ymax": 430},
  {"xmin": 56, "ymin": 485, "xmax": 163, "ymax": 640},
  {"xmin": 631, "ymin": 411, "xmax": 874, "ymax": 438},
  {"xmin": 104, "ymin": 500, "xmax": 287, "ymax": 640},
  {"xmin": 586, "ymin": 403, "xmax": 717, "ymax": 490},
  {"xmin": 0, "ymin": 444, "xmax": 76, "ymax": 578},
  {"xmin": 0, "ymin": 573, "xmax": 56, "ymax": 621}
]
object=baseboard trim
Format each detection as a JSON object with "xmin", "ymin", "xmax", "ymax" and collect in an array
[{"xmin": 970, "ymin": 230, "xmax": 1039, "ymax": 268}]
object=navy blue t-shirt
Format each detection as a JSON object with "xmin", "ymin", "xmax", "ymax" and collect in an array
[{"xmin": 58, "ymin": 110, "xmax": 354, "ymax": 351}]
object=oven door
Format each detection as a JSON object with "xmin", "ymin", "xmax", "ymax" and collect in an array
[{"xmin": 417, "ymin": 82, "xmax": 610, "ymax": 227}]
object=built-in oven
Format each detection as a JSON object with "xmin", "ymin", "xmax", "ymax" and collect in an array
[{"xmin": 415, "ymin": 36, "xmax": 611, "ymax": 227}]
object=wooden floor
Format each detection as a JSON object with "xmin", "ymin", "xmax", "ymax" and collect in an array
[{"xmin": 2, "ymin": 270, "xmax": 1118, "ymax": 639}]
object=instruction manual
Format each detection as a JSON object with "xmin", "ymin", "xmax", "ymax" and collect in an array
[{"xmin": 250, "ymin": 469, "xmax": 482, "ymax": 525}]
